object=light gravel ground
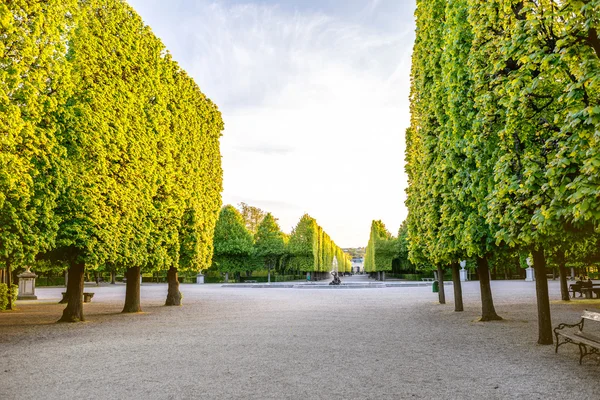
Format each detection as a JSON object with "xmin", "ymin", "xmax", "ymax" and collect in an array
[{"xmin": 1, "ymin": 276, "xmax": 599, "ymax": 400}]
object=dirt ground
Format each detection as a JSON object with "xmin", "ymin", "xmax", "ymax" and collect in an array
[{"xmin": 1, "ymin": 278, "xmax": 599, "ymax": 399}]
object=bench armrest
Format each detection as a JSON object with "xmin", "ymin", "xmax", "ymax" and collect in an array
[{"xmin": 554, "ymin": 320, "xmax": 583, "ymax": 334}]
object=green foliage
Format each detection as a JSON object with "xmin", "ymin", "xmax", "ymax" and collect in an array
[
  {"xmin": 287, "ymin": 214, "xmax": 347, "ymax": 272},
  {"xmin": 239, "ymin": 203, "xmax": 266, "ymax": 235},
  {"xmin": 254, "ymin": 213, "xmax": 286, "ymax": 270},
  {"xmin": 212, "ymin": 205, "xmax": 255, "ymax": 273},
  {"xmin": 0, "ymin": 283, "xmax": 17, "ymax": 311},
  {"xmin": 406, "ymin": 0, "xmax": 600, "ymax": 287},
  {"xmin": 364, "ymin": 220, "xmax": 395, "ymax": 272},
  {"xmin": 0, "ymin": 1, "xmax": 75, "ymax": 268},
  {"xmin": 1, "ymin": 0, "xmax": 223, "ymax": 278}
]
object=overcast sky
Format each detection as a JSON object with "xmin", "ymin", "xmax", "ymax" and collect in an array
[{"xmin": 127, "ymin": 0, "xmax": 416, "ymax": 247}]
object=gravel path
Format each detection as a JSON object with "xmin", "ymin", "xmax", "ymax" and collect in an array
[{"xmin": 1, "ymin": 278, "xmax": 599, "ymax": 399}]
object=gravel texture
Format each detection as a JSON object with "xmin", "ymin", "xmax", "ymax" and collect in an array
[{"xmin": 1, "ymin": 276, "xmax": 599, "ymax": 400}]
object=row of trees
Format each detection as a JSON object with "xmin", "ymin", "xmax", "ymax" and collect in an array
[
  {"xmin": 0, "ymin": 0, "xmax": 223, "ymax": 320},
  {"xmin": 364, "ymin": 220, "xmax": 398, "ymax": 277},
  {"xmin": 406, "ymin": 0, "xmax": 600, "ymax": 343},
  {"xmin": 211, "ymin": 207, "xmax": 350, "ymax": 281},
  {"xmin": 287, "ymin": 214, "xmax": 351, "ymax": 278}
]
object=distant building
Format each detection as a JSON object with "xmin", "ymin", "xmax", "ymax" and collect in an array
[{"xmin": 351, "ymin": 257, "xmax": 364, "ymax": 274}]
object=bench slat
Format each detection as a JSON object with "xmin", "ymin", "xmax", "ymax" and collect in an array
[
  {"xmin": 575, "ymin": 331, "xmax": 600, "ymax": 344},
  {"xmin": 582, "ymin": 310, "xmax": 600, "ymax": 322},
  {"xmin": 558, "ymin": 332, "xmax": 600, "ymax": 348}
]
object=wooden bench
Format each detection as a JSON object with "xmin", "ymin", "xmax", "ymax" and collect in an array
[
  {"xmin": 581, "ymin": 284, "xmax": 600, "ymax": 299},
  {"xmin": 569, "ymin": 282, "xmax": 591, "ymax": 298},
  {"xmin": 244, "ymin": 280, "xmax": 257, "ymax": 283},
  {"xmin": 554, "ymin": 310, "xmax": 600, "ymax": 365},
  {"xmin": 60, "ymin": 292, "xmax": 95, "ymax": 303},
  {"xmin": 421, "ymin": 278, "xmax": 434, "ymax": 282}
]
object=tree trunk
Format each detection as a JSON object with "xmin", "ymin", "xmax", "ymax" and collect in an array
[
  {"xmin": 268, "ymin": 267, "xmax": 271, "ymax": 283},
  {"xmin": 165, "ymin": 267, "xmax": 182, "ymax": 306},
  {"xmin": 437, "ymin": 265, "xmax": 445, "ymax": 304},
  {"xmin": 225, "ymin": 272, "xmax": 229, "ymax": 283},
  {"xmin": 122, "ymin": 266, "xmax": 141, "ymax": 313},
  {"xmin": 451, "ymin": 262, "xmax": 463, "ymax": 312},
  {"xmin": 59, "ymin": 270, "xmax": 69, "ymax": 304},
  {"xmin": 556, "ymin": 250, "xmax": 569, "ymax": 301},
  {"xmin": 58, "ymin": 262, "xmax": 85, "ymax": 322},
  {"xmin": 532, "ymin": 249, "xmax": 553, "ymax": 345},
  {"xmin": 476, "ymin": 256, "xmax": 502, "ymax": 321},
  {"xmin": 6, "ymin": 261, "xmax": 13, "ymax": 310}
]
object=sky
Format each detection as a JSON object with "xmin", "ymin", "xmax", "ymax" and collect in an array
[{"xmin": 126, "ymin": 0, "xmax": 416, "ymax": 247}]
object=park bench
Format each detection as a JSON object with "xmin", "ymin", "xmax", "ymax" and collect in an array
[
  {"xmin": 244, "ymin": 280, "xmax": 257, "ymax": 283},
  {"xmin": 569, "ymin": 281, "xmax": 591, "ymax": 298},
  {"xmin": 421, "ymin": 278, "xmax": 434, "ymax": 282},
  {"xmin": 60, "ymin": 292, "xmax": 95, "ymax": 303},
  {"xmin": 554, "ymin": 310, "xmax": 600, "ymax": 365},
  {"xmin": 581, "ymin": 285, "xmax": 600, "ymax": 299}
]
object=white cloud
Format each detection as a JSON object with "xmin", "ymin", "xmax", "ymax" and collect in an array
[{"xmin": 127, "ymin": 0, "xmax": 415, "ymax": 246}]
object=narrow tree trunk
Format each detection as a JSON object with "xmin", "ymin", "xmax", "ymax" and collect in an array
[
  {"xmin": 110, "ymin": 271, "xmax": 115, "ymax": 284},
  {"xmin": 556, "ymin": 250, "xmax": 569, "ymax": 301},
  {"xmin": 268, "ymin": 267, "xmax": 271, "ymax": 283},
  {"xmin": 532, "ymin": 249, "xmax": 553, "ymax": 345},
  {"xmin": 476, "ymin": 256, "xmax": 502, "ymax": 321},
  {"xmin": 122, "ymin": 266, "xmax": 141, "ymax": 313},
  {"xmin": 437, "ymin": 265, "xmax": 445, "ymax": 304},
  {"xmin": 225, "ymin": 272, "xmax": 229, "ymax": 283},
  {"xmin": 165, "ymin": 267, "xmax": 182, "ymax": 306},
  {"xmin": 6, "ymin": 261, "xmax": 13, "ymax": 310},
  {"xmin": 58, "ymin": 262, "xmax": 85, "ymax": 322},
  {"xmin": 59, "ymin": 270, "xmax": 69, "ymax": 304},
  {"xmin": 451, "ymin": 262, "xmax": 463, "ymax": 312}
]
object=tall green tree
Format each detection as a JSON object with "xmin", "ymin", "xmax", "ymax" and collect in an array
[
  {"xmin": 239, "ymin": 202, "xmax": 266, "ymax": 235},
  {"xmin": 254, "ymin": 213, "xmax": 286, "ymax": 283},
  {"xmin": 0, "ymin": 0, "xmax": 75, "ymax": 309},
  {"xmin": 212, "ymin": 205, "xmax": 254, "ymax": 281},
  {"xmin": 364, "ymin": 220, "xmax": 395, "ymax": 278}
]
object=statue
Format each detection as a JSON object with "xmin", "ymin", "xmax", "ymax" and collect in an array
[
  {"xmin": 329, "ymin": 256, "xmax": 341, "ymax": 285},
  {"xmin": 329, "ymin": 271, "xmax": 341, "ymax": 285}
]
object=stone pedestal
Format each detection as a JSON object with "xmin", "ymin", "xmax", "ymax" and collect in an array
[
  {"xmin": 196, "ymin": 274, "xmax": 204, "ymax": 284},
  {"xmin": 17, "ymin": 267, "xmax": 38, "ymax": 300},
  {"xmin": 525, "ymin": 267, "xmax": 535, "ymax": 282},
  {"xmin": 459, "ymin": 260, "xmax": 467, "ymax": 282},
  {"xmin": 525, "ymin": 257, "xmax": 534, "ymax": 281}
]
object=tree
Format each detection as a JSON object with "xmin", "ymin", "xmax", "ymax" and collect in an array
[
  {"xmin": 364, "ymin": 220, "xmax": 395, "ymax": 279},
  {"xmin": 238, "ymin": 203, "xmax": 266, "ymax": 235},
  {"xmin": 254, "ymin": 213, "xmax": 286, "ymax": 283},
  {"xmin": 0, "ymin": 0, "xmax": 74, "ymax": 310},
  {"xmin": 3, "ymin": 0, "xmax": 224, "ymax": 320},
  {"xmin": 287, "ymin": 214, "xmax": 345, "ymax": 280},
  {"xmin": 212, "ymin": 205, "xmax": 254, "ymax": 281}
]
